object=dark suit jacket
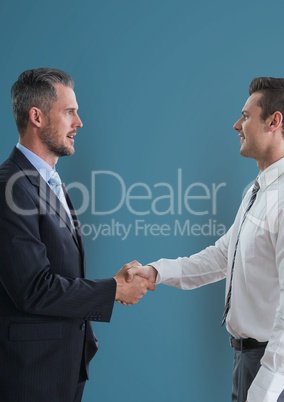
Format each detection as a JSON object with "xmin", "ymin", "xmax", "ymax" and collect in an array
[{"xmin": 0, "ymin": 148, "xmax": 116, "ymax": 402}]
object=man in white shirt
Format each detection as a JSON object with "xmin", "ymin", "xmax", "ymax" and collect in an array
[{"xmin": 126, "ymin": 77, "xmax": 284, "ymax": 402}]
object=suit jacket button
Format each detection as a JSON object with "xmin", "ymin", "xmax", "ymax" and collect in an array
[{"xmin": 80, "ymin": 323, "xmax": 86, "ymax": 331}]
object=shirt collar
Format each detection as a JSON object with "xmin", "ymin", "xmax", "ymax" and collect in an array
[
  {"xmin": 16, "ymin": 143, "xmax": 54, "ymax": 182},
  {"xmin": 258, "ymin": 157, "xmax": 284, "ymax": 191}
]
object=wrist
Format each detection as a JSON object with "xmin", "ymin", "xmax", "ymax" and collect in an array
[{"xmin": 146, "ymin": 265, "xmax": 158, "ymax": 282}]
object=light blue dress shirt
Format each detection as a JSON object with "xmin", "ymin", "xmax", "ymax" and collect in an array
[
  {"xmin": 16, "ymin": 143, "xmax": 74, "ymax": 227},
  {"xmin": 16, "ymin": 142, "xmax": 55, "ymax": 182}
]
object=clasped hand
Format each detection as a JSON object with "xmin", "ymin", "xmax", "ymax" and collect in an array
[{"xmin": 114, "ymin": 261, "xmax": 157, "ymax": 306}]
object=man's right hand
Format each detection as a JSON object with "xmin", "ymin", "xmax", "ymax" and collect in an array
[
  {"xmin": 114, "ymin": 261, "xmax": 156, "ymax": 306},
  {"xmin": 125, "ymin": 264, "xmax": 158, "ymax": 284}
]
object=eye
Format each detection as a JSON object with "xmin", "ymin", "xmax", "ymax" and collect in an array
[{"xmin": 65, "ymin": 109, "xmax": 76, "ymax": 115}]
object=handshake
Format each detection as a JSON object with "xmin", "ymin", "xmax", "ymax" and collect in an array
[{"xmin": 114, "ymin": 261, "xmax": 158, "ymax": 306}]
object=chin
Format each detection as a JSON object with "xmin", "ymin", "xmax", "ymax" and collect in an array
[
  {"xmin": 240, "ymin": 147, "xmax": 249, "ymax": 158},
  {"xmin": 55, "ymin": 147, "xmax": 75, "ymax": 158},
  {"xmin": 240, "ymin": 149, "xmax": 254, "ymax": 160}
]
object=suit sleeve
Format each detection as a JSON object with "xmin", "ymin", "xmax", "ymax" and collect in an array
[{"xmin": 0, "ymin": 178, "xmax": 116, "ymax": 322}]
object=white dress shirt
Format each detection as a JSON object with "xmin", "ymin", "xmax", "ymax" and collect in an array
[{"xmin": 150, "ymin": 157, "xmax": 284, "ymax": 402}]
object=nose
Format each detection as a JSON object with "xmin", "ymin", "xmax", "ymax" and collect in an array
[
  {"xmin": 233, "ymin": 117, "xmax": 242, "ymax": 132},
  {"xmin": 75, "ymin": 113, "xmax": 83, "ymax": 128}
]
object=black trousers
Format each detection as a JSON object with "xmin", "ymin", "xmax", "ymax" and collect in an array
[
  {"xmin": 232, "ymin": 345, "xmax": 284, "ymax": 402},
  {"xmin": 73, "ymin": 381, "xmax": 86, "ymax": 402}
]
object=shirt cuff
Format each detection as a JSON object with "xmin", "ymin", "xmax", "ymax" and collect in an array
[
  {"xmin": 148, "ymin": 258, "xmax": 183, "ymax": 287},
  {"xmin": 248, "ymin": 366, "xmax": 284, "ymax": 402}
]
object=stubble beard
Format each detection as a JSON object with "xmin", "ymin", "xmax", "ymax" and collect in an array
[{"xmin": 39, "ymin": 118, "xmax": 74, "ymax": 158}]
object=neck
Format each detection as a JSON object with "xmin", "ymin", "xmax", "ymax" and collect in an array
[
  {"xmin": 19, "ymin": 138, "xmax": 58, "ymax": 167},
  {"xmin": 257, "ymin": 153, "xmax": 284, "ymax": 172}
]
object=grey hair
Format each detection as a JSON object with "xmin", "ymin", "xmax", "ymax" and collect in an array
[{"xmin": 11, "ymin": 68, "xmax": 74, "ymax": 134}]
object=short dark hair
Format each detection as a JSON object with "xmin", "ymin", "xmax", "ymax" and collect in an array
[
  {"xmin": 249, "ymin": 77, "xmax": 284, "ymax": 126},
  {"xmin": 11, "ymin": 68, "xmax": 74, "ymax": 134}
]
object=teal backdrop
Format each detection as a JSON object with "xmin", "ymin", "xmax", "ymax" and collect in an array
[{"xmin": 0, "ymin": 1, "xmax": 282, "ymax": 401}]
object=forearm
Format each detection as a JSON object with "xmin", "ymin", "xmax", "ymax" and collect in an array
[{"xmin": 150, "ymin": 245, "xmax": 228, "ymax": 289}]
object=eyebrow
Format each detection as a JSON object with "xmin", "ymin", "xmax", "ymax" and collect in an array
[{"xmin": 64, "ymin": 107, "xmax": 78, "ymax": 111}]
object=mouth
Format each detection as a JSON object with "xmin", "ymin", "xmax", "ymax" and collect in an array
[
  {"xmin": 67, "ymin": 132, "xmax": 76, "ymax": 143},
  {"xmin": 239, "ymin": 133, "xmax": 245, "ymax": 143}
]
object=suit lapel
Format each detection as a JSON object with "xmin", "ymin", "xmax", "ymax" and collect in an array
[
  {"xmin": 40, "ymin": 179, "xmax": 81, "ymax": 246},
  {"xmin": 63, "ymin": 186, "xmax": 85, "ymax": 260},
  {"xmin": 9, "ymin": 147, "xmax": 83, "ymax": 253}
]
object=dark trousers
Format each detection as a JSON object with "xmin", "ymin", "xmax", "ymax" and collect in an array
[
  {"xmin": 232, "ymin": 345, "xmax": 284, "ymax": 402},
  {"xmin": 73, "ymin": 381, "xmax": 86, "ymax": 402}
]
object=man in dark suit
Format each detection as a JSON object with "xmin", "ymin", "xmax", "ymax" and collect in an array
[{"xmin": 0, "ymin": 68, "xmax": 155, "ymax": 402}]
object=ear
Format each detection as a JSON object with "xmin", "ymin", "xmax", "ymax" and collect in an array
[
  {"xmin": 269, "ymin": 111, "xmax": 283, "ymax": 132},
  {"xmin": 28, "ymin": 107, "xmax": 46, "ymax": 128}
]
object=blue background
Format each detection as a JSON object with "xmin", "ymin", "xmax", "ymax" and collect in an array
[{"xmin": 0, "ymin": 0, "xmax": 283, "ymax": 401}]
